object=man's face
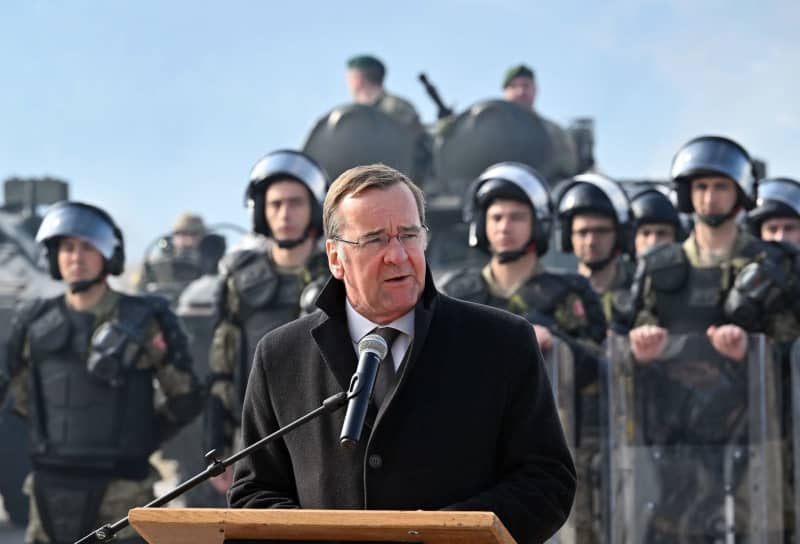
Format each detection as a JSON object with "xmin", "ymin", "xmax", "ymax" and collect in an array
[
  {"xmin": 172, "ymin": 232, "xmax": 201, "ymax": 251},
  {"xmin": 761, "ymin": 216, "xmax": 800, "ymax": 245},
  {"xmin": 690, "ymin": 175, "xmax": 738, "ymax": 217},
  {"xmin": 264, "ymin": 179, "xmax": 313, "ymax": 242},
  {"xmin": 345, "ymin": 69, "xmax": 363, "ymax": 100},
  {"xmin": 571, "ymin": 214, "xmax": 616, "ymax": 264},
  {"xmin": 326, "ymin": 182, "xmax": 427, "ymax": 324},
  {"xmin": 485, "ymin": 199, "xmax": 533, "ymax": 255},
  {"xmin": 58, "ymin": 236, "xmax": 105, "ymax": 283},
  {"xmin": 635, "ymin": 223, "xmax": 676, "ymax": 255},
  {"xmin": 503, "ymin": 76, "xmax": 536, "ymax": 109}
]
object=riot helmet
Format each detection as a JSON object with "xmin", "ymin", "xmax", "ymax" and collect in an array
[
  {"xmin": 464, "ymin": 162, "xmax": 552, "ymax": 261},
  {"xmin": 245, "ymin": 149, "xmax": 328, "ymax": 248},
  {"xmin": 35, "ymin": 201, "xmax": 125, "ymax": 290},
  {"xmin": 747, "ymin": 177, "xmax": 800, "ymax": 237},
  {"xmin": 670, "ymin": 135, "xmax": 755, "ymax": 225},
  {"xmin": 555, "ymin": 172, "xmax": 632, "ymax": 254},
  {"xmin": 631, "ymin": 188, "xmax": 684, "ymax": 236}
]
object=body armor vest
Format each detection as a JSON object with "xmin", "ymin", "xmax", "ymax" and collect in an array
[
  {"xmin": 223, "ymin": 250, "xmax": 319, "ymax": 406},
  {"xmin": 641, "ymin": 238, "xmax": 769, "ymax": 333},
  {"xmin": 26, "ymin": 296, "xmax": 159, "ymax": 476}
]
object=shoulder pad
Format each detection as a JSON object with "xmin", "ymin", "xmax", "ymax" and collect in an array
[
  {"xmin": 219, "ymin": 249, "xmax": 266, "ymax": 276},
  {"xmin": 643, "ymin": 242, "xmax": 689, "ymax": 292},
  {"xmin": 528, "ymin": 270, "xmax": 574, "ymax": 301},
  {"xmin": 299, "ymin": 276, "xmax": 328, "ymax": 316},
  {"xmin": 439, "ymin": 268, "xmax": 489, "ymax": 303},
  {"xmin": 224, "ymin": 251, "xmax": 278, "ymax": 309},
  {"xmin": 13, "ymin": 296, "xmax": 53, "ymax": 323}
]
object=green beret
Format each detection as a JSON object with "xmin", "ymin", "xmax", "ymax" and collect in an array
[
  {"xmin": 502, "ymin": 64, "xmax": 535, "ymax": 89},
  {"xmin": 347, "ymin": 54, "xmax": 385, "ymax": 83}
]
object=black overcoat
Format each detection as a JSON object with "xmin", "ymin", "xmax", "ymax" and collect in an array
[{"xmin": 229, "ymin": 269, "xmax": 576, "ymax": 543}]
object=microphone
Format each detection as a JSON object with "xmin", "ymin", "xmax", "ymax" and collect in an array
[{"xmin": 340, "ymin": 333, "xmax": 389, "ymax": 448}]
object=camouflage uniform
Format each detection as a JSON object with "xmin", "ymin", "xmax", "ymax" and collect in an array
[
  {"xmin": 599, "ymin": 255, "xmax": 637, "ymax": 332},
  {"xmin": 205, "ymin": 246, "xmax": 329, "ymax": 457},
  {"xmin": 441, "ymin": 262, "xmax": 607, "ymax": 543},
  {"xmin": 629, "ymin": 228, "xmax": 794, "ymax": 334},
  {"xmin": 2, "ymin": 289, "xmax": 203, "ymax": 544},
  {"xmin": 371, "ymin": 91, "xmax": 422, "ymax": 130}
]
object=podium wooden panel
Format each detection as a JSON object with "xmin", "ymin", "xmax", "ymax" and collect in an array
[{"xmin": 129, "ymin": 508, "xmax": 517, "ymax": 543}]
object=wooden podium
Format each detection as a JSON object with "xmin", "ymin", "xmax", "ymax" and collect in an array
[{"xmin": 128, "ymin": 508, "xmax": 517, "ymax": 543}]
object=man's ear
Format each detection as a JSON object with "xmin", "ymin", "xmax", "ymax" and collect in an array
[{"xmin": 326, "ymin": 239, "xmax": 344, "ymax": 279}]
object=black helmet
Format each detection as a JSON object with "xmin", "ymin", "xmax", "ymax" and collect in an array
[
  {"xmin": 670, "ymin": 135, "xmax": 755, "ymax": 213},
  {"xmin": 464, "ymin": 162, "xmax": 553, "ymax": 257},
  {"xmin": 555, "ymin": 173, "xmax": 631, "ymax": 253},
  {"xmin": 35, "ymin": 201, "xmax": 125, "ymax": 279},
  {"xmin": 747, "ymin": 177, "xmax": 800, "ymax": 236},
  {"xmin": 631, "ymin": 187, "xmax": 683, "ymax": 235},
  {"xmin": 245, "ymin": 150, "xmax": 328, "ymax": 244}
]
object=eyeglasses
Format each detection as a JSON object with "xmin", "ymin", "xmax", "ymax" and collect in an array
[{"xmin": 333, "ymin": 225, "xmax": 429, "ymax": 255}]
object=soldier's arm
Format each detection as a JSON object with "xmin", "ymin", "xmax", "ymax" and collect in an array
[
  {"xmin": 143, "ymin": 298, "xmax": 205, "ymax": 443},
  {"xmin": 553, "ymin": 286, "xmax": 607, "ymax": 389},
  {"xmin": 205, "ymin": 275, "xmax": 242, "ymax": 456},
  {"xmin": 3, "ymin": 303, "xmax": 34, "ymax": 417}
]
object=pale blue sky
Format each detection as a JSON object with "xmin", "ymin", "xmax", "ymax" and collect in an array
[{"xmin": 2, "ymin": 1, "xmax": 798, "ymax": 262}]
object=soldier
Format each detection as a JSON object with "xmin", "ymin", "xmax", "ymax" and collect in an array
[
  {"xmin": 205, "ymin": 149, "xmax": 330, "ymax": 493},
  {"xmin": 614, "ymin": 136, "xmax": 796, "ymax": 541},
  {"xmin": 343, "ymin": 54, "xmax": 431, "ymax": 183},
  {"xmin": 0, "ymin": 201, "xmax": 203, "ymax": 544},
  {"xmin": 134, "ymin": 212, "xmax": 209, "ymax": 303},
  {"xmin": 630, "ymin": 188, "xmax": 682, "ymax": 256},
  {"xmin": 346, "ymin": 54, "xmax": 422, "ymax": 130},
  {"xmin": 555, "ymin": 173, "xmax": 636, "ymax": 327},
  {"xmin": 502, "ymin": 64, "xmax": 578, "ymax": 178},
  {"xmin": 626, "ymin": 135, "xmax": 792, "ymax": 363},
  {"xmin": 748, "ymin": 177, "xmax": 800, "ymax": 246},
  {"xmin": 439, "ymin": 162, "xmax": 606, "ymax": 543},
  {"xmin": 746, "ymin": 176, "xmax": 800, "ymax": 541}
]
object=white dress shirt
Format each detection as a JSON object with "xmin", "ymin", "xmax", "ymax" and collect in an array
[{"xmin": 345, "ymin": 299, "xmax": 414, "ymax": 371}]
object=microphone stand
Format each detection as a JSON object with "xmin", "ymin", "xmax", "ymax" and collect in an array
[{"xmin": 74, "ymin": 392, "xmax": 348, "ymax": 544}]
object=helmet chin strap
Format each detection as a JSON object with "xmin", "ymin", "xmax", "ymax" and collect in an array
[
  {"xmin": 583, "ymin": 253, "xmax": 616, "ymax": 272},
  {"xmin": 493, "ymin": 240, "xmax": 536, "ymax": 264},
  {"xmin": 695, "ymin": 207, "xmax": 739, "ymax": 228},
  {"xmin": 274, "ymin": 225, "xmax": 315, "ymax": 249},
  {"xmin": 68, "ymin": 273, "xmax": 106, "ymax": 294}
]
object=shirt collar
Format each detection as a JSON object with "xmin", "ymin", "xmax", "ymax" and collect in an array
[{"xmin": 345, "ymin": 298, "xmax": 415, "ymax": 344}]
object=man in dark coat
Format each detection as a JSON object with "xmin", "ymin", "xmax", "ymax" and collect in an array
[{"xmin": 229, "ymin": 164, "xmax": 576, "ymax": 544}]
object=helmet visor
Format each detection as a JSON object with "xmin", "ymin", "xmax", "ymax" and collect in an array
[
  {"xmin": 756, "ymin": 179, "xmax": 800, "ymax": 215},
  {"xmin": 36, "ymin": 204, "xmax": 118, "ymax": 260}
]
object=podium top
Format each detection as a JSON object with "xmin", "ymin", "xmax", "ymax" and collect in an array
[{"xmin": 129, "ymin": 508, "xmax": 517, "ymax": 543}]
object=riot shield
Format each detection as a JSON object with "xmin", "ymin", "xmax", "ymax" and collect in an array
[
  {"xmin": 302, "ymin": 104, "xmax": 419, "ymax": 181},
  {"xmin": 541, "ymin": 338, "xmax": 577, "ymax": 544},
  {"xmin": 160, "ymin": 275, "xmax": 226, "ymax": 507},
  {"xmin": 432, "ymin": 99, "xmax": 559, "ymax": 197},
  {"xmin": 605, "ymin": 333, "xmax": 784, "ymax": 543}
]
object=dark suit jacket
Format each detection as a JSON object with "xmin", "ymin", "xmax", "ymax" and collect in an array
[{"xmin": 229, "ymin": 268, "xmax": 576, "ymax": 544}]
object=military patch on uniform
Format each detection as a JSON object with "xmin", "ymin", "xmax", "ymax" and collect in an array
[
  {"xmin": 151, "ymin": 333, "xmax": 167, "ymax": 353},
  {"xmin": 572, "ymin": 299, "xmax": 585, "ymax": 317}
]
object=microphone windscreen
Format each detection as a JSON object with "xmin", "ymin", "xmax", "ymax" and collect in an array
[{"xmin": 358, "ymin": 334, "xmax": 388, "ymax": 360}]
